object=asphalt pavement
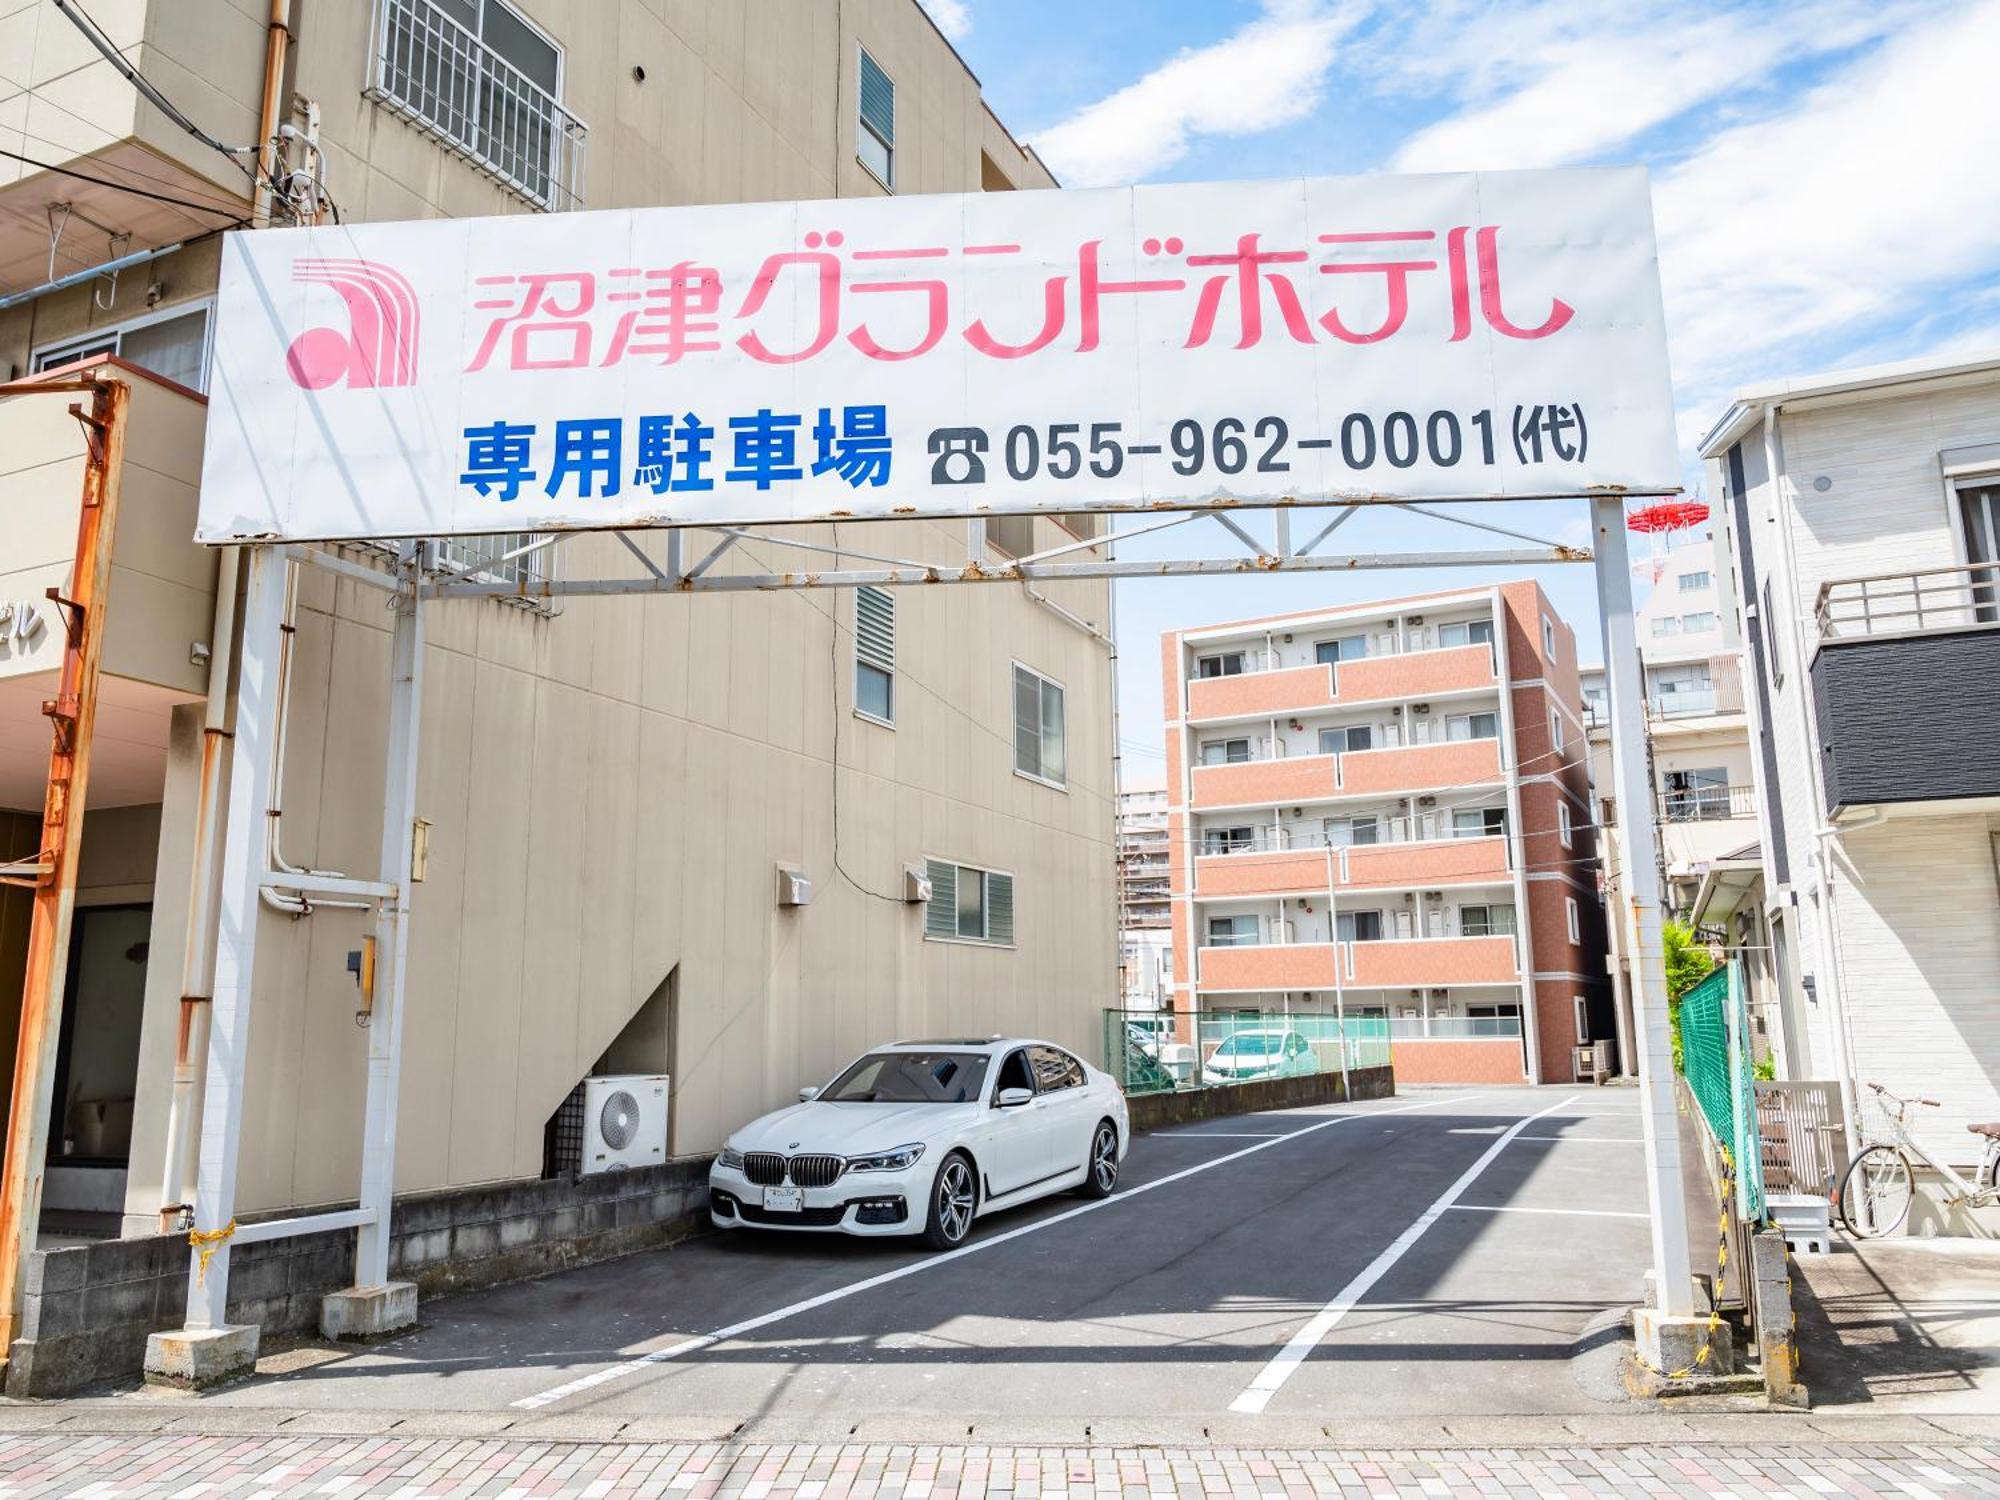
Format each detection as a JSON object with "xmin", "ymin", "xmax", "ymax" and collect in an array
[{"xmin": 65, "ymin": 1086, "xmax": 1673, "ymax": 1438}]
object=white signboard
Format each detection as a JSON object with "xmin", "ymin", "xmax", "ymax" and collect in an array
[{"xmin": 196, "ymin": 167, "xmax": 1678, "ymax": 544}]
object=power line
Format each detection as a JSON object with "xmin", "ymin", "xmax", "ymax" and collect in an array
[{"xmin": 0, "ymin": 148, "xmax": 251, "ymax": 224}]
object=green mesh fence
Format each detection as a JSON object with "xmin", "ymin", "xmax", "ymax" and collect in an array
[
  {"xmin": 1102, "ymin": 1010, "xmax": 1390, "ymax": 1097},
  {"xmin": 1675, "ymin": 964, "xmax": 1765, "ymax": 1219}
]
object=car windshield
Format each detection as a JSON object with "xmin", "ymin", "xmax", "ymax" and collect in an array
[
  {"xmin": 822, "ymin": 1051, "xmax": 991, "ymax": 1103},
  {"xmin": 1217, "ymin": 1034, "xmax": 1282, "ymax": 1057}
]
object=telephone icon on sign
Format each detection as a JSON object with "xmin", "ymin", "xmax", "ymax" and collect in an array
[{"xmin": 928, "ymin": 427, "xmax": 988, "ymax": 486}]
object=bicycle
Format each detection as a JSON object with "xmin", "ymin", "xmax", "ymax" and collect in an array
[{"xmin": 1835, "ymin": 1082, "xmax": 2000, "ymax": 1237}]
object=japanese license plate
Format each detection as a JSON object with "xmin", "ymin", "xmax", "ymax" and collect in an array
[{"xmin": 762, "ymin": 1186, "xmax": 804, "ymax": 1213}]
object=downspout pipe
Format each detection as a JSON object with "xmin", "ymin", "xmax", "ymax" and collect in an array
[
  {"xmin": 157, "ymin": 547, "xmax": 239, "ymax": 1230},
  {"xmin": 253, "ymin": 0, "xmax": 292, "ymax": 226}
]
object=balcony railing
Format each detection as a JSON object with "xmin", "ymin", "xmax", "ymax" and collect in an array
[
  {"xmin": 1815, "ymin": 560, "xmax": 2000, "ymax": 642},
  {"xmin": 1388, "ymin": 1016, "xmax": 1522, "ymax": 1039},
  {"xmin": 369, "ymin": 0, "xmax": 588, "ymax": 211},
  {"xmin": 1195, "ymin": 933, "xmax": 1521, "ymax": 990},
  {"xmin": 1186, "ymin": 642, "xmax": 1497, "ymax": 721},
  {"xmin": 1657, "ymin": 784, "xmax": 1755, "ymax": 823}
]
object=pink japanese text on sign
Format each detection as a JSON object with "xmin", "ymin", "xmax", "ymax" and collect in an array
[{"xmin": 196, "ymin": 168, "xmax": 1679, "ymax": 544}]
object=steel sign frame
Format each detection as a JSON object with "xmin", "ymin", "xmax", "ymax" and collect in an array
[
  {"xmin": 142, "ymin": 163, "xmax": 1696, "ymax": 1386},
  {"xmin": 195, "ymin": 167, "xmax": 1680, "ymax": 547}
]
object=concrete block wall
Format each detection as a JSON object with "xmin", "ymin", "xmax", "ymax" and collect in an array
[{"xmin": 6, "ymin": 1158, "xmax": 712, "ymax": 1398}]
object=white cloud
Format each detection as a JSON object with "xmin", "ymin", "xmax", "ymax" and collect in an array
[
  {"xmin": 919, "ymin": 0, "xmax": 972, "ymax": 41},
  {"xmin": 1029, "ymin": 0, "xmax": 1362, "ymax": 187},
  {"xmin": 1654, "ymin": 0, "xmax": 2000, "ymax": 404},
  {"xmin": 1385, "ymin": 1, "xmax": 1915, "ymax": 174}
]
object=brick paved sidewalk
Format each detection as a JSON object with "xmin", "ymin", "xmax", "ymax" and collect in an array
[{"xmin": 0, "ymin": 1435, "xmax": 1996, "ymax": 1498}]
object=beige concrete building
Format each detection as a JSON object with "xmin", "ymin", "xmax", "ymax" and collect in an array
[{"xmin": 0, "ymin": 0, "xmax": 1113, "ymax": 1258}]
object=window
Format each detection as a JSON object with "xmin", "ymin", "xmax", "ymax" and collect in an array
[
  {"xmin": 1549, "ymin": 710, "xmax": 1564, "ymax": 754},
  {"xmin": 1573, "ymin": 996, "xmax": 1592, "ymax": 1044},
  {"xmin": 372, "ymin": 0, "xmax": 579, "ymax": 210},
  {"xmin": 1763, "ymin": 576, "xmax": 1784, "ymax": 685},
  {"xmin": 826, "ymin": 1050, "xmax": 991, "ymax": 1104},
  {"xmin": 1206, "ymin": 914, "xmax": 1260, "ymax": 947},
  {"xmin": 1200, "ymin": 738, "xmax": 1251, "ymax": 766},
  {"xmin": 988, "ymin": 514, "xmax": 1035, "ymax": 559},
  {"xmin": 1960, "ymin": 483, "xmax": 1999, "ymax": 620},
  {"xmin": 1651, "ymin": 615, "xmax": 1682, "ymax": 637},
  {"xmin": 1459, "ymin": 903, "xmax": 1517, "ymax": 937},
  {"xmin": 1013, "ymin": 664, "xmax": 1066, "ymax": 785},
  {"xmin": 854, "ymin": 586, "xmax": 895, "ymax": 725},
  {"xmin": 994, "ymin": 1048, "xmax": 1033, "ymax": 1096},
  {"xmin": 1452, "ymin": 806, "xmax": 1507, "ymax": 838},
  {"xmin": 1663, "ymin": 766, "xmax": 1731, "ymax": 821},
  {"xmin": 1029, "ymin": 1045, "xmax": 1086, "ymax": 1091},
  {"xmin": 1202, "ymin": 825, "xmax": 1255, "ymax": 854},
  {"xmin": 1679, "ymin": 570, "xmax": 1711, "ymax": 592},
  {"xmin": 1336, "ymin": 910, "xmax": 1383, "ymax": 943},
  {"xmin": 1558, "ymin": 801, "xmax": 1573, "ymax": 848},
  {"xmin": 1565, "ymin": 896, "xmax": 1581, "ymax": 945},
  {"xmin": 1196, "ymin": 651, "xmax": 1245, "ymax": 678},
  {"xmin": 1681, "ymin": 611, "xmax": 1718, "ymax": 634},
  {"xmin": 1542, "ymin": 615, "xmax": 1558, "ymax": 658},
  {"xmin": 1313, "ymin": 634, "xmax": 1368, "ymax": 665},
  {"xmin": 1444, "ymin": 711, "xmax": 1498, "ymax": 741},
  {"xmin": 34, "ymin": 303, "xmax": 213, "ymax": 392},
  {"xmin": 924, "ymin": 859, "xmax": 1014, "ymax": 945},
  {"xmin": 857, "ymin": 46, "xmax": 895, "ymax": 188},
  {"xmin": 1582, "ymin": 686, "xmax": 1606, "ymax": 720},
  {"xmin": 1438, "ymin": 619, "xmax": 1494, "ymax": 648},
  {"xmin": 1324, "ymin": 815, "xmax": 1379, "ymax": 847},
  {"xmin": 1318, "ymin": 724, "xmax": 1373, "ymax": 755}
]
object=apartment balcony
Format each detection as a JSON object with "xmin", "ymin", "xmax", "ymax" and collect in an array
[
  {"xmin": 1195, "ymin": 934, "xmax": 1520, "ymax": 992},
  {"xmin": 1192, "ymin": 832, "xmax": 1510, "ymax": 899},
  {"xmin": 1185, "ymin": 643, "xmax": 1496, "ymax": 722},
  {"xmin": 1188, "ymin": 738, "xmax": 1505, "ymax": 810},
  {"xmin": 1811, "ymin": 562, "xmax": 2000, "ymax": 813},
  {"xmin": 1656, "ymin": 784, "xmax": 1756, "ymax": 824}
]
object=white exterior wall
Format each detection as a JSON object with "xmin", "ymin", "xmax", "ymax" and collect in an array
[{"xmin": 1720, "ymin": 373, "xmax": 2000, "ymax": 1168}]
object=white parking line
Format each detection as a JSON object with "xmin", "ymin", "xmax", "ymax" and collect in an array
[
  {"xmin": 1514, "ymin": 1135, "xmax": 1645, "ymax": 1144},
  {"xmin": 1227, "ymin": 1095, "xmax": 1583, "ymax": 1415},
  {"xmin": 1448, "ymin": 1204, "xmax": 1648, "ymax": 1220},
  {"xmin": 1149, "ymin": 1131, "xmax": 1293, "ymax": 1140},
  {"xmin": 510, "ymin": 1091, "xmax": 1480, "ymax": 1411}
]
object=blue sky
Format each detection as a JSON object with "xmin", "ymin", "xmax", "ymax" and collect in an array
[{"xmin": 917, "ymin": 0, "xmax": 2000, "ymax": 785}]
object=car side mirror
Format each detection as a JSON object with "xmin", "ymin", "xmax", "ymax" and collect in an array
[
  {"xmin": 798, "ymin": 1085, "xmax": 820, "ymax": 1102},
  {"xmin": 996, "ymin": 1087, "xmax": 1034, "ymax": 1108}
]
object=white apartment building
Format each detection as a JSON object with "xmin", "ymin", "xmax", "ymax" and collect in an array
[
  {"xmin": 1116, "ymin": 786, "xmax": 1172, "ymax": 1011},
  {"xmin": 1581, "ymin": 523, "xmax": 1757, "ymax": 917},
  {"xmin": 1694, "ymin": 350, "xmax": 2000, "ymax": 1176}
]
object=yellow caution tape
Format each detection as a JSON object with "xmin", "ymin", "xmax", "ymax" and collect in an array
[{"xmin": 188, "ymin": 1218, "xmax": 237, "ymax": 1286}]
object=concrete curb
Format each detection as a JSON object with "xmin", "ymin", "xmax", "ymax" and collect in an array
[{"xmin": 1, "ymin": 1404, "xmax": 1992, "ymax": 1449}]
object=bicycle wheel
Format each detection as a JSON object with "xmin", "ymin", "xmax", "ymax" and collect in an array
[{"xmin": 1838, "ymin": 1145, "xmax": 1913, "ymax": 1238}]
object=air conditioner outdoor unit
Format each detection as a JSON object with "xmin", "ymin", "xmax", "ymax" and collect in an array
[{"xmin": 582, "ymin": 1074, "xmax": 669, "ymax": 1175}]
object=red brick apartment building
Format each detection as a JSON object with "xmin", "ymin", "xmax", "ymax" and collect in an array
[{"xmin": 1162, "ymin": 582, "xmax": 1611, "ymax": 1085}]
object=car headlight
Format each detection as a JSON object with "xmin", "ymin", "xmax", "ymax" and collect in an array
[
  {"xmin": 716, "ymin": 1145, "xmax": 744, "ymax": 1171},
  {"xmin": 845, "ymin": 1143, "xmax": 926, "ymax": 1173}
]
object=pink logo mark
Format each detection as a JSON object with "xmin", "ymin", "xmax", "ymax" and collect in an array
[{"xmin": 284, "ymin": 259, "xmax": 420, "ymax": 389}]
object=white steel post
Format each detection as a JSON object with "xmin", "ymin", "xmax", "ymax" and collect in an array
[
  {"xmin": 183, "ymin": 544, "xmax": 284, "ymax": 1332},
  {"xmin": 353, "ymin": 556, "xmax": 425, "ymax": 1291},
  {"xmin": 1592, "ymin": 496, "xmax": 1695, "ymax": 1321}
]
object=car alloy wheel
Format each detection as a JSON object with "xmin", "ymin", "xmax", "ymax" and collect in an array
[
  {"xmin": 925, "ymin": 1154, "xmax": 976, "ymax": 1248},
  {"xmin": 1093, "ymin": 1124, "xmax": 1119, "ymax": 1190},
  {"xmin": 1078, "ymin": 1120, "xmax": 1119, "ymax": 1199}
]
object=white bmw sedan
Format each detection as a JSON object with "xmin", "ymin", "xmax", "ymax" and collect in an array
[{"xmin": 709, "ymin": 1038, "xmax": 1129, "ymax": 1249}]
